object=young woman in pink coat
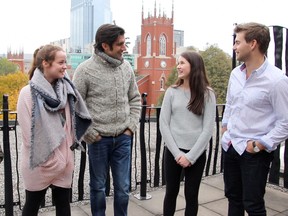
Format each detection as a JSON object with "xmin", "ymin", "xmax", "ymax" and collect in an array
[{"xmin": 17, "ymin": 44, "xmax": 91, "ymax": 216}]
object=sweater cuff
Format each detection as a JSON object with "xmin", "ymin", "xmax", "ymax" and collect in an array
[
  {"xmin": 128, "ymin": 124, "xmax": 138, "ymax": 134},
  {"xmin": 83, "ymin": 129, "xmax": 99, "ymax": 144}
]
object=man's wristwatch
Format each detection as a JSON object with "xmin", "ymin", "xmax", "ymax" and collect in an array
[{"xmin": 252, "ymin": 141, "xmax": 260, "ymax": 153}]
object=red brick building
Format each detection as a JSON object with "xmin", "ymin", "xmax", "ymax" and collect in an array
[
  {"xmin": 137, "ymin": 2, "xmax": 176, "ymax": 107},
  {"xmin": 7, "ymin": 50, "xmax": 25, "ymax": 72}
]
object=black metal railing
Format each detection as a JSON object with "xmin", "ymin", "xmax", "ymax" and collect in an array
[
  {"xmin": 0, "ymin": 94, "xmax": 287, "ymax": 215},
  {"xmin": 0, "ymin": 95, "xmax": 20, "ymax": 215}
]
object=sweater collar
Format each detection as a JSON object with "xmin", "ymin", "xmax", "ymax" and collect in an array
[{"xmin": 95, "ymin": 49, "xmax": 123, "ymax": 68}]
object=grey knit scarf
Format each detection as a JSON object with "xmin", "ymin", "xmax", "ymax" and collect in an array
[
  {"xmin": 95, "ymin": 49, "xmax": 124, "ymax": 67},
  {"xmin": 29, "ymin": 69, "xmax": 91, "ymax": 169}
]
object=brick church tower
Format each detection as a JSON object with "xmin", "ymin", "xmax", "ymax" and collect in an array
[
  {"xmin": 7, "ymin": 49, "xmax": 25, "ymax": 72},
  {"xmin": 137, "ymin": 1, "xmax": 176, "ymax": 107}
]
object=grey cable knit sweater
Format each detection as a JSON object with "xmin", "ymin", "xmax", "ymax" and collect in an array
[{"xmin": 72, "ymin": 53, "xmax": 141, "ymax": 144}]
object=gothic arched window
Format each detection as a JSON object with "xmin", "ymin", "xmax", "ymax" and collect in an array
[
  {"xmin": 146, "ymin": 34, "xmax": 151, "ymax": 56},
  {"xmin": 160, "ymin": 77, "xmax": 165, "ymax": 91},
  {"xmin": 159, "ymin": 34, "xmax": 166, "ymax": 56}
]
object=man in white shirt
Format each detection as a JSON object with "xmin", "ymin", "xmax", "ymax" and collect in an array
[{"xmin": 221, "ymin": 22, "xmax": 288, "ymax": 216}]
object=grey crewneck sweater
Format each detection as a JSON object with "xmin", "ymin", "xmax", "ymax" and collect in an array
[
  {"xmin": 159, "ymin": 87, "xmax": 216, "ymax": 164},
  {"xmin": 72, "ymin": 53, "xmax": 141, "ymax": 144}
]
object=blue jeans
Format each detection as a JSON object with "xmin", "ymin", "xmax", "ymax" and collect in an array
[
  {"xmin": 88, "ymin": 134, "xmax": 132, "ymax": 216},
  {"xmin": 223, "ymin": 145, "xmax": 274, "ymax": 216}
]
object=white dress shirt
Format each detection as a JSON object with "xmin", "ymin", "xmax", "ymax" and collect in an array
[{"xmin": 222, "ymin": 59, "xmax": 288, "ymax": 155}]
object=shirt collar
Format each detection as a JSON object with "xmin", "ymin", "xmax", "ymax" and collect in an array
[{"xmin": 239, "ymin": 57, "xmax": 268, "ymax": 76}]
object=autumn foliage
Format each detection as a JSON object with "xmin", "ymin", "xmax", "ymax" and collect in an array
[{"xmin": 0, "ymin": 72, "xmax": 29, "ymax": 119}]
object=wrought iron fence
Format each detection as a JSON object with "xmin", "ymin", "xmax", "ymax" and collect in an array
[{"xmin": 0, "ymin": 94, "xmax": 287, "ymax": 215}]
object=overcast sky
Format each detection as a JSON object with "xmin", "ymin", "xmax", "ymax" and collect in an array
[{"xmin": 0, "ymin": 0, "xmax": 287, "ymax": 57}]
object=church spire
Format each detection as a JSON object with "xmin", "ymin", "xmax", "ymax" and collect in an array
[
  {"xmin": 142, "ymin": 0, "xmax": 144, "ymax": 23},
  {"xmin": 154, "ymin": 0, "xmax": 156, "ymax": 17},
  {"xmin": 172, "ymin": 0, "xmax": 174, "ymax": 22}
]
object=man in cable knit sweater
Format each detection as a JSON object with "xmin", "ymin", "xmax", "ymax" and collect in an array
[{"xmin": 72, "ymin": 24, "xmax": 141, "ymax": 216}]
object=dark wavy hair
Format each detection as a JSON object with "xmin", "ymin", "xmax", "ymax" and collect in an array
[{"xmin": 93, "ymin": 23, "xmax": 125, "ymax": 53}]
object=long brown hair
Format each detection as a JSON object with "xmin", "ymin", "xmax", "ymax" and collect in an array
[
  {"xmin": 28, "ymin": 44, "xmax": 64, "ymax": 80},
  {"xmin": 174, "ymin": 51, "xmax": 211, "ymax": 115}
]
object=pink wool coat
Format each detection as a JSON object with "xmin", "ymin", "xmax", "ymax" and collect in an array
[{"xmin": 17, "ymin": 85, "xmax": 75, "ymax": 191}]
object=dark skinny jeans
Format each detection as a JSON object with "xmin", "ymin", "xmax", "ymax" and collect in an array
[{"xmin": 163, "ymin": 147, "xmax": 206, "ymax": 216}]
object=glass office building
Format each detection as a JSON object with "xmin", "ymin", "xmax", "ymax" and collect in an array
[{"xmin": 70, "ymin": 0, "xmax": 112, "ymax": 53}]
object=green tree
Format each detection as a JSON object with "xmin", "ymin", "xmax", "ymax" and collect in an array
[
  {"xmin": 200, "ymin": 45, "xmax": 232, "ymax": 104},
  {"xmin": 166, "ymin": 66, "xmax": 177, "ymax": 87},
  {"xmin": 0, "ymin": 58, "xmax": 18, "ymax": 75},
  {"xmin": 186, "ymin": 46, "xmax": 198, "ymax": 51},
  {"xmin": 157, "ymin": 45, "xmax": 232, "ymax": 106}
]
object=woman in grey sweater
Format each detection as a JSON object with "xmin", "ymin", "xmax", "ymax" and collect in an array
[{"xmin": 160, "ymin": 51, "xmax": 216, "ymax": 216}]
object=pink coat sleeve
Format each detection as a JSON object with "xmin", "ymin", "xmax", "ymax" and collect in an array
[{"xmin": 17, "ymin": 85, "xmax": 75, "ymax": 191}]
